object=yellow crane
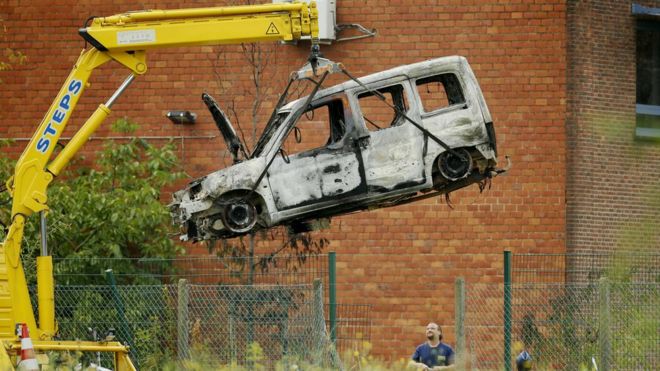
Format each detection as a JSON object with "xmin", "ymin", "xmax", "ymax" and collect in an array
[{"xmin": 0, "ymin": 2, "xmax": 321, "ymax": 369}]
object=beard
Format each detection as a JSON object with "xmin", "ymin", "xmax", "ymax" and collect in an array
[{"xmin": 427, "ymin": 334, "xmax": 435, "ymax": 340}]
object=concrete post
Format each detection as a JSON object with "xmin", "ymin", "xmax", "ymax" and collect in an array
[
  {"xmin": 455, "ymin": 277, "xmax": 466, "ymax": 370},
  {"xmin": 177, "ymin": 278, "xmax": 190, "ymax": 361},
  {"xmin": 598, "ymin": 277, "xmax": 611, "ymax": 371}
]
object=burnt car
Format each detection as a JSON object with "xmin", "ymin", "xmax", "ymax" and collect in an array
[{"xmin": 170, "ymin": 56, "xmax": 502, "ymax": 241}]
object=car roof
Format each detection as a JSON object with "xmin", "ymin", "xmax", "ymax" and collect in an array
[{"xmin": 280, "ymin": 55, "xmax": 468, "ymax": 111}]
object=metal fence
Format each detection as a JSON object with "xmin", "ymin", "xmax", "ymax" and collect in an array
[
  {"xmin": 462, "ymin": 281, "xmax": 659, "ymax": 370},
  {"xmin": 33, "ymin": 253, "xmax": 373, "ymax": 369},
  {"xmin": 462, "ymin": 282, "xmax": 504, "ymax": 369},
  {"xmin": 52, "ymin": 254, "xmax": 329, "ymax": 286},
  {"xmin": 51, "ymin": 281, "xmax": 340, "ymax": 369},
  {"xmin": 513, "ymin": 250, "xmax": 660, "ymax": 284},
  {"xmin": 38, "ymin": 250, "xmax": 658, "ymax": 369},
  {"xmin": 515, "ymin": 281, "xmax": 658, "ymax": 370},
  {"xmin": 329, "ymin": 303, "xmax": 372, "ymax": 355},
  {"xmin": 462, "ymin": 249, "xmax": 660, "ymax": 371}
]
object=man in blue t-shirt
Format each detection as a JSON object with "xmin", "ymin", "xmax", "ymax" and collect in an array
[{"xmin": 409, "ymin": 322, "xmax": 455, "ymax": 370}]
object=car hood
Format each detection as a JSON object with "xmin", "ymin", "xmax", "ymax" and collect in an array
[
  {"xmin": 170, "ymin": 157, "xmax": 266, "ymax": 218},
  {"xmin": 196, "ymin": 157, "xmax": 265, "ymax": 198}
]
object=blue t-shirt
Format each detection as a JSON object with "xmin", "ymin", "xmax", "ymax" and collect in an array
[{"xmin": 412, "ymin": 342, "xmax": 454, "ymax": 367}]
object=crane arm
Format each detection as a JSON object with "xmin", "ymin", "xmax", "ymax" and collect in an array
[
  {"xmin": 1, "ymin": 1, "xmax": 319, "ymax": 346},
  {"xmin": 80, "ymin": 2, "xmax": 315, "ymax": 51}
]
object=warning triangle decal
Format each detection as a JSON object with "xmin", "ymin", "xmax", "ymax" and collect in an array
[{"xmin": 266, "ymin": 22, "xmax": 280, "ymax": 35}]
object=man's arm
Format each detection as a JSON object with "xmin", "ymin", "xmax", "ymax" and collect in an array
[
  {"xmin": 408, "ymin": 347, "xmax": 430, "ymax": 370},
  {"xmin": 407, "ymin": 361, "xmax": 454, "ymax": 370},
  {"xmin": 407, "ymin": 360, "xmax": 431, "ymax": 370},
  {"xmin": 431, "ymin": 365, "xmax": 455, "ymax": 370}
]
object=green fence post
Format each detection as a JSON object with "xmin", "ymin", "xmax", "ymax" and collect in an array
[
  {"xmin": 104, "ymin": 269, "xmax": 135, "ymax": 364},
  {"xmin": 598, "ymin": 277, "xmax": 611, "ymax": 371},
  {"xmin": 328, "ymin": 251, "xmax": 337, "ymax": 344},
  {"xmin": 504, "ymin": 251, "xmax": 512, "ymax": 371},
  {"xmin": 455, "ymin": 277, "xmax": 465, "ymax": 370}
]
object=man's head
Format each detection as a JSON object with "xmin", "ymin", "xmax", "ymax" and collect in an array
[
  {"xmin": 516, "ymin": 350, "xmax": 533, "ymax": 370},
  {"xmin": 425, "ymin": 322, "xmax": 443, "ymax": 342}
]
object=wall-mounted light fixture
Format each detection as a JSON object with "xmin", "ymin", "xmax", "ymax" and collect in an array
[{"xmin": 167, "ymin": 110, "xmax": 197, "ymax": 125}]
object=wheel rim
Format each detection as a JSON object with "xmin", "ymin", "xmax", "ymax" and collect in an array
[
  {"xmin": 223, "ymin": 200, "xmax": 257, "ymax": 233},
  {"xmin": 438, "ymin": 148, "xmax": 472, "ymax": 181}
]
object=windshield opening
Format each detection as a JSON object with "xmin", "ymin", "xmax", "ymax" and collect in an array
[
  {"xmin": 250, "ymin": 74, "xmax": 331, "ymax": 158},
  {"xmin": 251, "ymin": 112, "xmax": 289, "ymax": 158}
]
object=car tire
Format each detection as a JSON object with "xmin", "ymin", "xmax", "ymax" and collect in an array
[
  {"xmin": 437, "ymin": 148, "xmax": 472, "ymax": 181},
  {"xmin": 222, "ymin": 198, "xmax": 258, "ymax": 234}
]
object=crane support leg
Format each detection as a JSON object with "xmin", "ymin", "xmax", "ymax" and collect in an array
[
  {"xmin": 36, "ymin": 256, "xmax": 54, "ymax": 338},
  {"xmin": 0, "ymin": 215, "xmax": 35, "ymax": 340}
]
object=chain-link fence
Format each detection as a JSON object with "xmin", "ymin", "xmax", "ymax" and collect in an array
[
  {"xmin": 462, "ymin": 249, "xmax": 659, "ymax": 371},
  {"xmin": 513, "ymin": 250, "xmax": 660, "ymax": 284},
  {"xmin": 40, "ymin": 250, "xmax": 658, "ymax": 369},
  {"xmin": 463, "ymin": 281, "xmax": 659, "ymax": 370},
  {"xmin": 512, "ymin": 281, "xmax": 658, "ymax": 370},
  {"xmin": 30, "ymin": 253, "xmax": 375, "ymax": 369},
  {"xmin": 51, "ymin": 281, "xmax": 340, "ymax": 369},
  {"xmin": 329, "ymin": 303, "xmax": 372, "ymax": 355},
  {"xmin": 462, "ymin": 283, "xmax": 504, "ymax": 369},
  {"xmin": 53, "ymin": 254, "xmax": 329, "ymax": 286}
]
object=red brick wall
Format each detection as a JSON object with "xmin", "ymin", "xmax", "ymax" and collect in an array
[
  {"xmin": 566, "ymin": 0, "xmax": 660, "ymax": 265},
  {"xmin": 0, "ymin": 0, "xmax": 566, "ymax": 361}
]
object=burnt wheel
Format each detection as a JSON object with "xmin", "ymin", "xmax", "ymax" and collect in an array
[
  {"xmin": 437, "ymin": 148, "xmax": 472, "ymax": 181},
  {"xmin": 223, "ymin": 199, "xmax": 257, "ymax": 234}
]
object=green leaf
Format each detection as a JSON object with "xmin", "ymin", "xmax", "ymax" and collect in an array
[{"xmin": 0, "ymin": 120, "xmax": 185, "ymax": 285}]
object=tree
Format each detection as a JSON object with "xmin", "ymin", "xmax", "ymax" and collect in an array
[
  {"xmin": 206, "ymin": 0, "xmax": 329, "ymax": 284},
  {"xmin": 0, "ymin": 119, "xmax": 185, "ymax": 284}
]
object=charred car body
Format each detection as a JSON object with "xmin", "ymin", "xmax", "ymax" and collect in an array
[{"xmin": 171, "ymin": 56, "xmax": 502, "ymax": 241}]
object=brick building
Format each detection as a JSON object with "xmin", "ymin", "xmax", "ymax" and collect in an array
[
  {"xmin": 4, "ymin": 0, "xmax": 653, "ymax": 362},
  {"xmin": 566, "ymin": 0, "xmax": 660, "ymax": 281}
]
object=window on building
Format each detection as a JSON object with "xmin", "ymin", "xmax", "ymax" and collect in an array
[{"xmin": 636, "ymin": 19, "xmax": 660, "ymax": 141}]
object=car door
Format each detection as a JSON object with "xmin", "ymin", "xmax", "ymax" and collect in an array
[
  {"xmin": 352, "ymin": 80, "xmax": 427, "ymax": 193},
  {"xmin": 267, "ymin": 96, "xmax": 365, "ymax": 211},
  {"xmin": 415, "ymin": 71, "xmax": 481, "ymax": 151}
]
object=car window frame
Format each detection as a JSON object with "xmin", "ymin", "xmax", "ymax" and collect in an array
[
  {"xmin": 278, "ymin": 94, "xmax": 352, "ymax": 157},
  {"xmin": 414, "ymin": 71, "xmax": 469, "ymax": 118},
  {"xmin": 348, "ymin": 76, "xmax": 418, "ymax": 134}
]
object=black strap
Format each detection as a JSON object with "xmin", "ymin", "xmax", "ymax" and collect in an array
[
  {"xmin": 340, "ymin": 67, "xmax": 466, "ymax": 160},
  {"xmin": 250, "ymin": 71, "xmax": 330, "ymax": 194}
]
